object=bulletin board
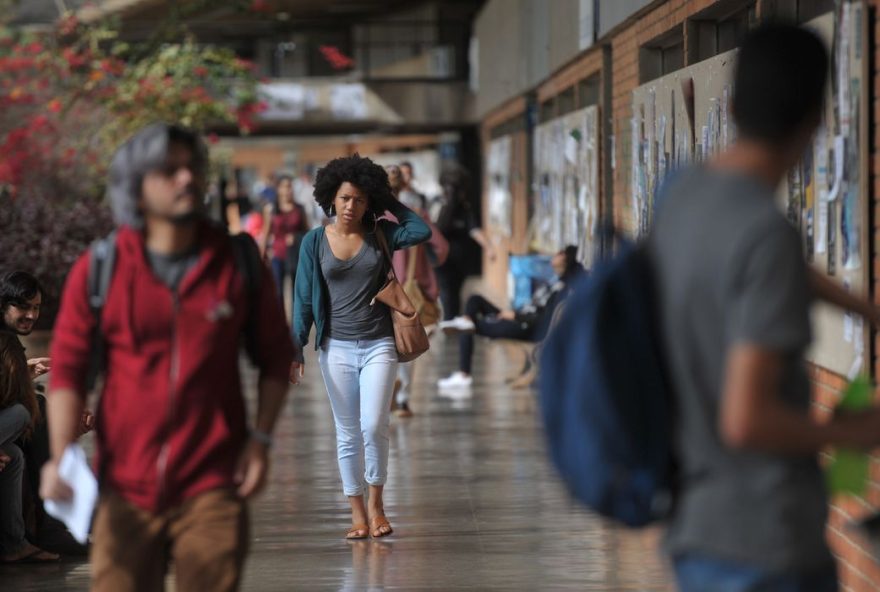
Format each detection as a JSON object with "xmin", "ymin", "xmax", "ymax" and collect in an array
[
  {"xmin": 531, "ymin": 105, "xmax": 600, "ymax": 268},
  {"xmin": 797, "ymin": 5, "xmax": 869, "ymax": 377},
  {"xmin": 628, "ymin": 2, "xmax": 869, "ymax": 377},
  {"xmin": 487, "ymin": 135, "xmax": 513, "ymax": 238},
  {"xmin": 630, "ymin": 49, "xmax": 737, "ymax": 237}
]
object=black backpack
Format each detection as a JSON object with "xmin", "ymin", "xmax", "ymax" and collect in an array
[{"xmin": 85, "ymin": 231, "xmax": 264, "ymax": 392}]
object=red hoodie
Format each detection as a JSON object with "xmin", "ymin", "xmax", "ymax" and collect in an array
[{"xmin": 50, "ymin": 223, "xmax": 295, "ymax": 512}]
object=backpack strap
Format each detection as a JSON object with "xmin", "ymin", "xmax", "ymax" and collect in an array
[
  {"xmin": 85, "ymin": 230, "xmax": 118, "ymax": 393},
  {"xmin": 230, "ymin": 232, "xmax": 263, "ymax": 366}
]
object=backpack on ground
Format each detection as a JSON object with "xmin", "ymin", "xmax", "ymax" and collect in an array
[
  {"xmin": 537, "ymin": 237, "xmax": 674, "ymax": 527},
  {"xmin": 85, "ymin": 231, "xmax": 264, "ymax": 392}
]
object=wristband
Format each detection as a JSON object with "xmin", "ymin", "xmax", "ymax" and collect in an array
[{"xmin": 250, "ymin": 428, "xmax": 274, "ymax": 448}]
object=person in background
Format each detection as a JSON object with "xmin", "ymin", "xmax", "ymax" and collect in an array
[
  {"xmin": 267, "ymin": 175, "xmax": 308, "ymax": 316},
  {"xmin": 384, "ymin": 164, "xmax": 449, "ymax": 417},
  {"xmin": 398, "ymin": 161, "xmax": 427, "ymax": 212},
  {"xmin": 258, "ymin": 171, "xmax": 279, "ymax": 208},
  {"xmin": 294, "ymin": 165, "xmax": 323, "ymax": 229},
  {"xmin": 221, "ymin": 170, "xmax": 253, "ymax": 235},
  {"xmin": 433, "ymin": 164, "xmax": 497, "ymax": 320},
  {"xmin": 438, "ymin": 246, "xmax": 582, "ymax": 390},
  {"xmin": 0, "ymin": 271, "xmax": 60, "ymax": 564}
]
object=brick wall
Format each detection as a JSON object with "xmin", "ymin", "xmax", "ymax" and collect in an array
[{"xmin": 828, "ymin": 1, "xmax": 880, "ymax": 590}]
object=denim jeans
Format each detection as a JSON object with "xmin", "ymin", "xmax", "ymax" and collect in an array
[
  {"xmin": 270, "ymin": 257, "xmax": 295, "ymax": 316},
  {"xmin": 318, "ymin": 337, "xmax": 398, "ymax": 496},
  {"xmin": 0, "ymin": 403, "xmax": 31, "ymax": 554},
  {"xmin": 674, "ymin": 553, "xmax": 838, "ymax": 592},
  {"xmin": 460, "ymin": 295, "xmax": 535, "ymax": 374},
  {"xmin": 396, "ymin": 362, "xmax": 413, "ymax": 406}
]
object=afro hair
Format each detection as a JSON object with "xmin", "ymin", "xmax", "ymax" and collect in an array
[{"xmin": 313, "ymin": 154, "xmax": 394, "ymax": 219}]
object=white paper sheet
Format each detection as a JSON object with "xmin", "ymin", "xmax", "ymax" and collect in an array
[
  {"xmin": 828, "ymin": 136, "xmax": 845, "ymax": 202},
  {"xmin": 816, "ymin": 200, "xmax": 828, "ymax": 254},
  {"xmin": 44, "ymin": 444, "xmax": 98, "ymax": 544}
]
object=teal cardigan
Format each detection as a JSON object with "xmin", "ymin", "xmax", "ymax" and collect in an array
[{"xmin": 292, "ymin": 201, "xmax": 432, "ymax": 362}]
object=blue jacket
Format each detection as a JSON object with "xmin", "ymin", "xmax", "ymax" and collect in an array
[{"xmin": 293, "ymin": 201, "xmax": 432, "ymax": 362}]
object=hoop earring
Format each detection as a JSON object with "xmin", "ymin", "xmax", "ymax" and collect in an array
[
  {"xmin": 367, "ymin": 213, "xmax": 378, "ymax": 234},
  {"xmin": 330, "ymin": 204, "xmax": 335, "ymax": 217}
]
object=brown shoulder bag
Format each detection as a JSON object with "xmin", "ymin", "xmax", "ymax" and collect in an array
[{"xmin": 372, "ymin": 231, "xmax": 430, "ymax": 362}]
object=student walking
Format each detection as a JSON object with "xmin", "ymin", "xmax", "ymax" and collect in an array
[
  {"xmin": 649, "ymin": 25, "xmax": 880, "ymax": 591},
  {"xmin": 267, "ymin": 175, "xmax": 309, "ymax": 315},
  {"xmin": 292, "ymin": 155, "xmax": 431, "ymax": 539},
  {"xmin": 385, "ymin": 164, "xmax": 449, "ymax": 417},
  {"xmin": 41, "ymin": 123, "xmax": 296, "ymax": 592}
]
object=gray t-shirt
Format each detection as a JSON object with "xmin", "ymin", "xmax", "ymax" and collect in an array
[
  {"xmin": 146, "ymin": 248, "xmax": 200, "ymax": 292},
  {"xmin": 320, "ymin": 233, "xmax": 393, "ymax": 341},
  {"xmin": 648, "ymin": 166, "xmax": 831, "ymax": 571}
]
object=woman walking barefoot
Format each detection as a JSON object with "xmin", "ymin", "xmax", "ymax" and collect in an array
[{"xmin": 291, "ymin": 155, "xmax": 431, "ymax": 539}]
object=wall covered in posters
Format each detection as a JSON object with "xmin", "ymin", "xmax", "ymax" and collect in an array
[
  {"xmin": 630, "ymin": 49, "xmax": 737, "ymax": 237},
  {"xmin": 531, "ymin": 104, "xmax": 600, "ymax": 267},
  {"xmin": 627, "ymin": 3, "xmax": 868, "ymax": 377},
  {"xmin": 795, "ymin": 6, "xmax": 869, "ymax": 377}
]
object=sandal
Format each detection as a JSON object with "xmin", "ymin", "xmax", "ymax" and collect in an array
[
  {"xmin": 369, "ymin": 515, "xmax": 393, "ymax": 538},
  {"xmin": 346, "ymin": 524, "xmax": 369, "ymax": 540},
  {"xmin": 1, "ymin": 547, "xmax": 59, "ymax": 564}
]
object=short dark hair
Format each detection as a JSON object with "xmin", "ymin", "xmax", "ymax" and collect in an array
[
  {"xmin": 558, "ymin": 245, "xmax": 580, "ymax": 276},
  {"xmin": 732, "ymin": 23, "xmax": 828, "ymax": 146},
  {"xmin": 313, "ymin": 154, "xmax": 393, "ymax": 218},
  {"xmin": 400, "ymin": 161, "xmax": 413, "ymax": 171},
  {"xmin": 0, "ymin": 270, "xmax": 42, "ymax": 315}
]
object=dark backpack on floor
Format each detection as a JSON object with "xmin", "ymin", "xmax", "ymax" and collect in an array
[
  {"xmin": 85, "ymin": 231, "xmax": 264, "ymax": 392},
  {"xmin": 538, "ymin": 238, "xmax": 674, "ymax": 527}
]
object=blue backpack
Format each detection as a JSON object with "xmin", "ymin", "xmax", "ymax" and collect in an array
[{"xmin": 538, "ymin": 239, "xmax": 674, "ymax": 527}]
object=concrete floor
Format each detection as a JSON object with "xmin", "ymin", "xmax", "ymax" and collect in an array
[{"xmin": 3, "ymin": 335, "xmax": 673, "ymax": 591}]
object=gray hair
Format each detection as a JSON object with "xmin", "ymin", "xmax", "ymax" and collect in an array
[{"xmin": 107, "ymin": 123, "xmax": 208, "ymax": 228}]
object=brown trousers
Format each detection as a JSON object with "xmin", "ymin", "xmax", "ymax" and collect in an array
[{"xmin": 90, "ymin": 489, "xmax": 249, "ymax": 592}]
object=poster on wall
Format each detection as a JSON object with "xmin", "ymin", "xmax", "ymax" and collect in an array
[
  {"xmin": 530, "ymin": 105, "xmax": 600, "ymax": 267},
  {"xmin": 630, "ymin": 50, "xmax": 738, "ymax": 238},
  {"xmin": 487, "ymin": 136, "xmax": 513, "ymax": 238}
]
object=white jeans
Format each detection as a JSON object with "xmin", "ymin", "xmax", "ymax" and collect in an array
[{"xmin": 318, "ymin": 337, "xmax": 398, "ymax": 496}]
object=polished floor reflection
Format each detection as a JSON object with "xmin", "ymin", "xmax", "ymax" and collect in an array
[{"xmin": 3, "ymin": 335, "xmax": 673, "ymax": 591}]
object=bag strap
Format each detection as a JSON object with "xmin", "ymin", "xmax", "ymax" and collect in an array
[
  {"xmin": 85, "ymin": 230, "xmax": 118, "ymax": 393},
  {"xmin": 374, "ymin": 228, "xmax": 399, "ymax": 281},
  {"xmin": 405, "ymin": 244, "xmax": 420, "ymax": 284}
]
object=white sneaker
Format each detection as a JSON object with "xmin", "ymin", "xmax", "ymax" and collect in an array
[
  {"xmin": 438, "ymin": 316, "xmax": 476, "ymax": 334},
  {"xmin": 437, "ymin": 371, "xmax": 473, "ymax": 389}
]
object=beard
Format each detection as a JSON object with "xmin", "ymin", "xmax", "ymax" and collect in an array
[
  {"xmin": 167, "ymin": 209, "xmax": 204, "ymax": 226},
  {"xmin": 13, "ymin": 320, "xmax": 34, "ymax": 336}
]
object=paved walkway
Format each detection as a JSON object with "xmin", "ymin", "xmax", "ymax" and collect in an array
[{"xmin": 3, "ymin": 335, "xmax": 673, "ymax": 591}]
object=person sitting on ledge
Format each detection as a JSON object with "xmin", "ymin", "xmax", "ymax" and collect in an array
[{"xmin": 437, "ymin": 246, "xmax": 583, "ymax": 390}]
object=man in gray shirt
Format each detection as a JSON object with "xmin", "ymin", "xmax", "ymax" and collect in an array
[{"xmin": 650, "ymin": 24, "xmax": 880, "ymax": 591}]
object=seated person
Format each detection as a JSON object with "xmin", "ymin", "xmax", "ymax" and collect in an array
[
  {"xmin": 18, "ymin": 386, "xmax": 93, "ymax": 555},
  {"xmin": 437, "ymin": 246, "xmax": 584, "ymax": 389}
]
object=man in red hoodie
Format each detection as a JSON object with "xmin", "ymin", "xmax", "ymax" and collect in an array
[{"xmin": 40, "ymin": 123, "xmax": 296, "ymax": 591}]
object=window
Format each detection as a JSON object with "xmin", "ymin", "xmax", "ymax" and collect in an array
[
  {"xmin": 639, "ymin": 26, "xmax": 685, "ymax": 83},
  {"xmin": 686, "ymin": 0, "xmax": 757, "ymax": 64}
]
